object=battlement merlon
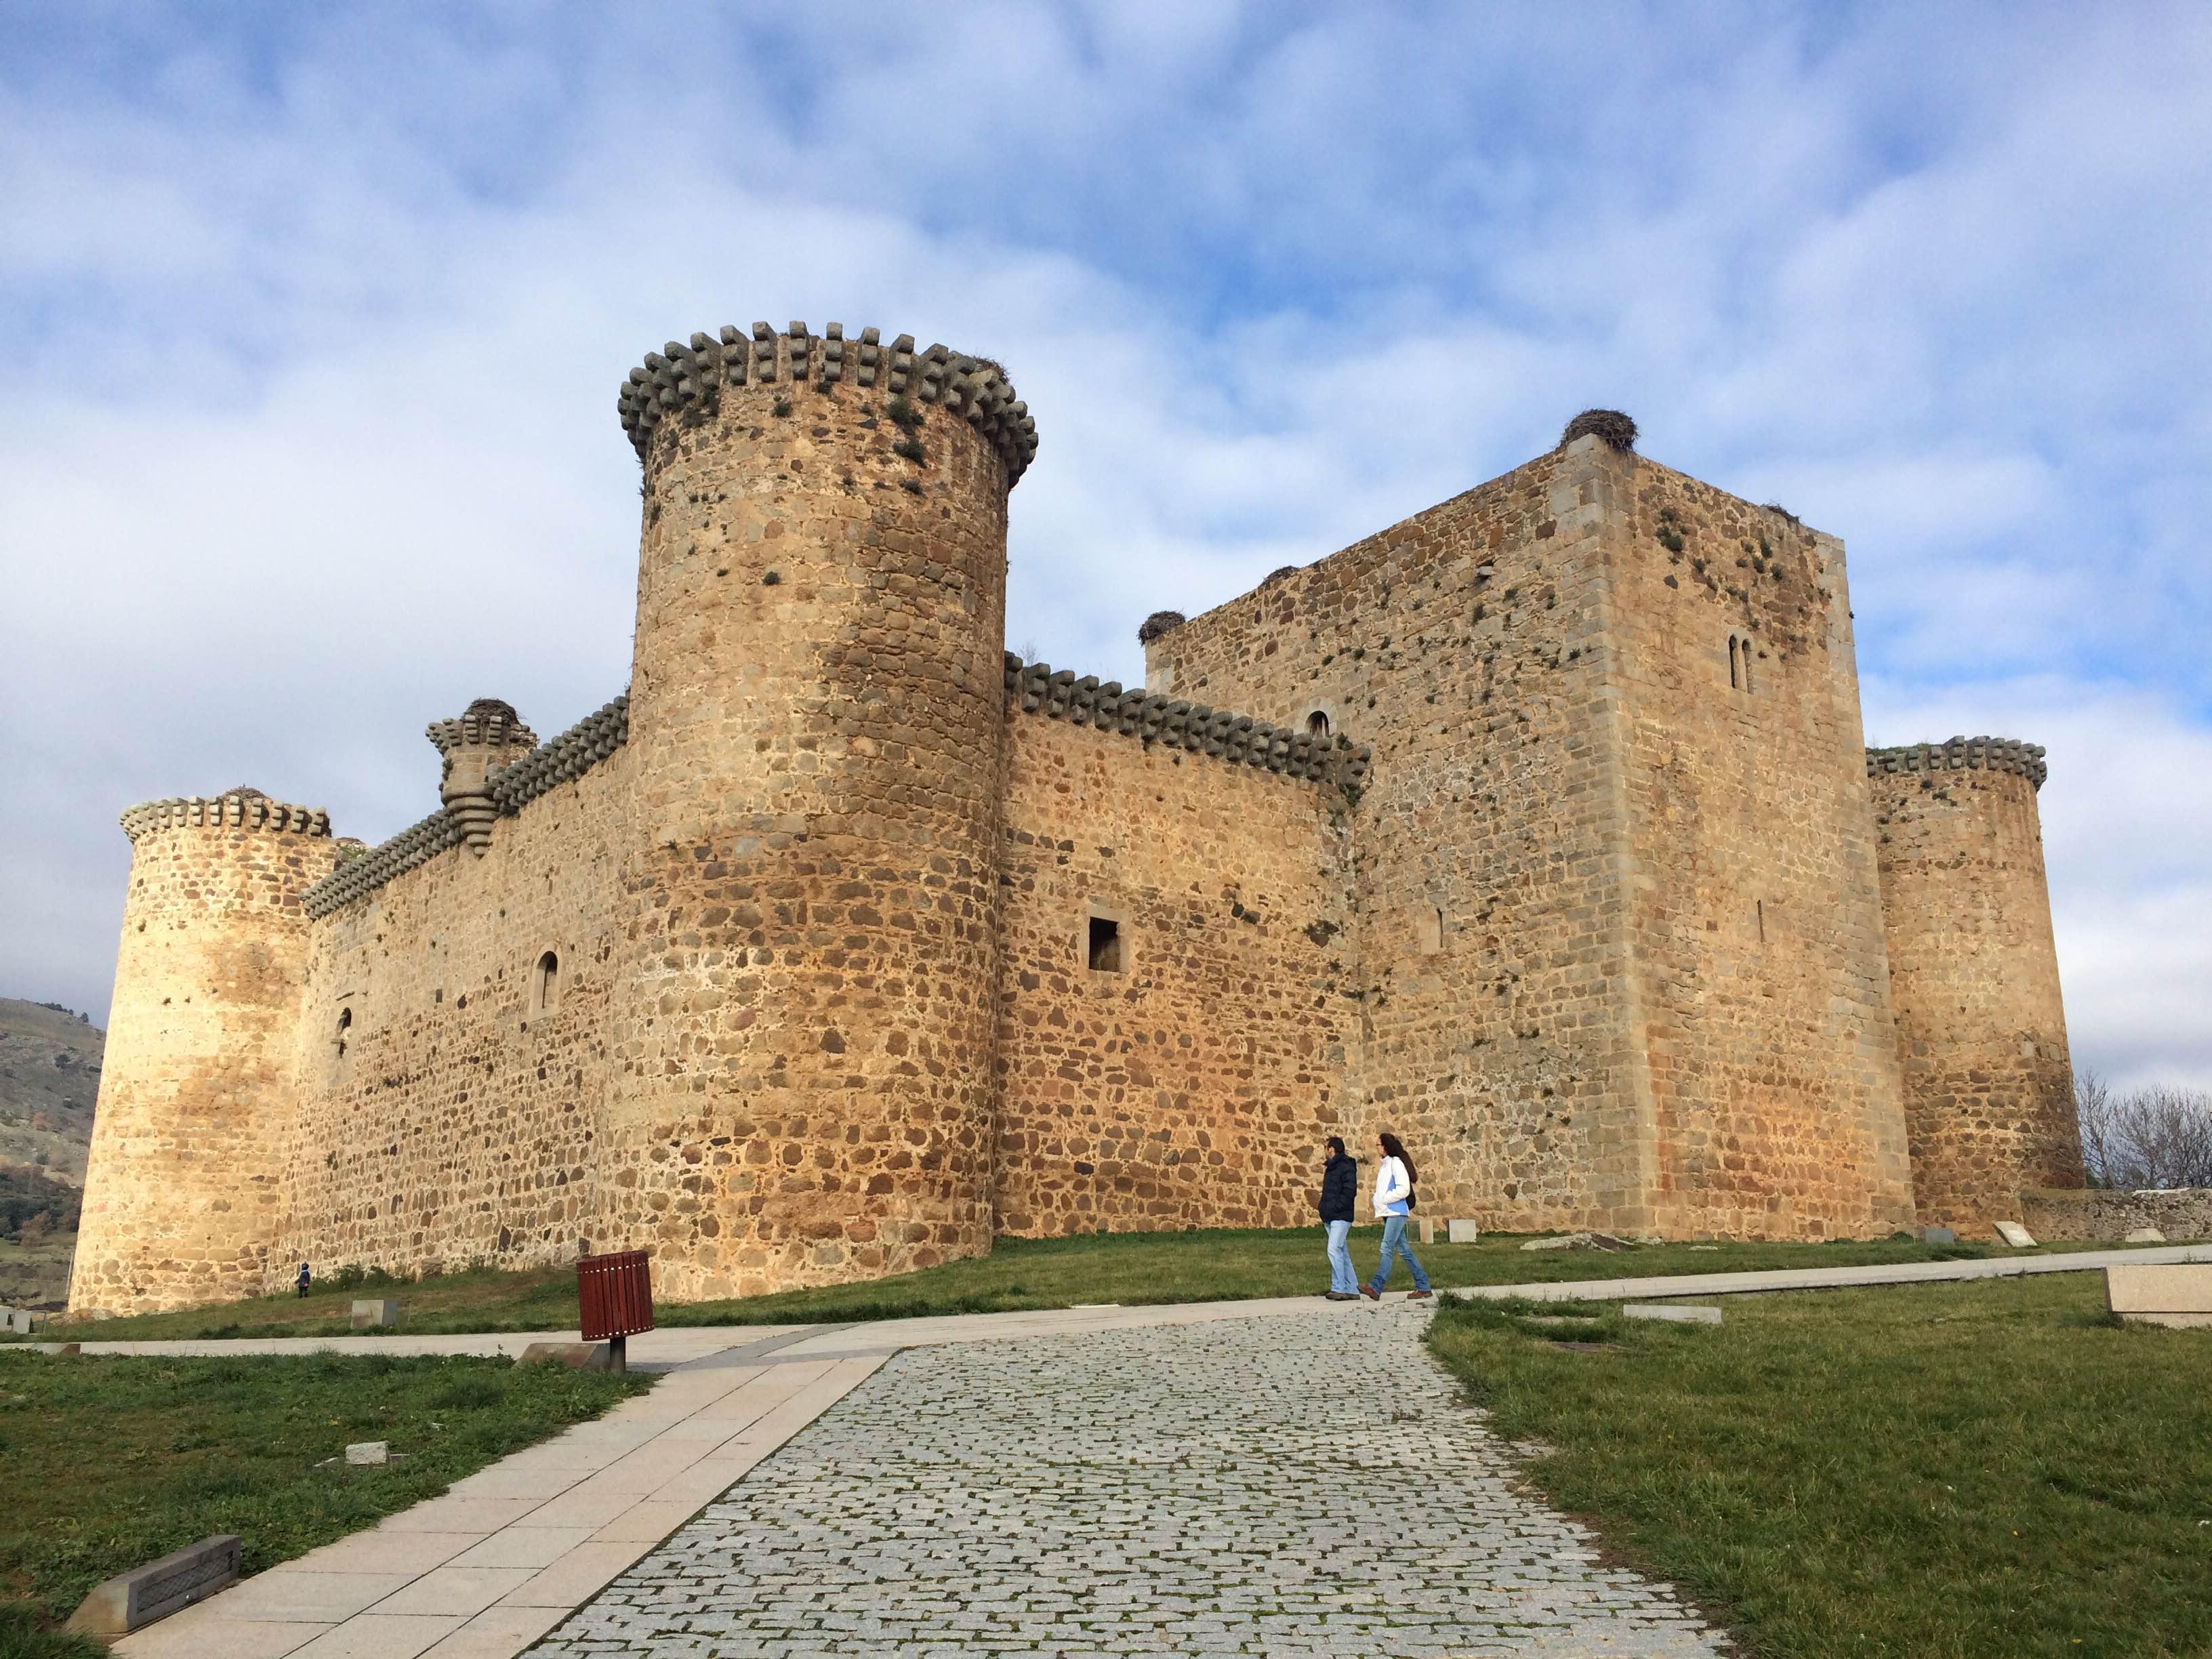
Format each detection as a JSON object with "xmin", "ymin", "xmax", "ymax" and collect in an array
[
  {"xmin": 1866, "ymin": 735, "xmax": 2048, "ymax": 790},
  {"xmin": 119, "ymin": 790, "xmax": 331, "ymax": 842},
  {"xmin": 1004, "ymin": 653, "xmax": 1372, "ymax": 792},
  {"xmin": 617, "ymin": 321, "xmax": 1039, "ymax": 485}
]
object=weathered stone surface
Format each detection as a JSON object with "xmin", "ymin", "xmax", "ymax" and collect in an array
[
  {"xmin": 1920, "ymin": 1226, "xmax": 1957, "ymax": 1245},
  {"xmin": 2025, "ymin": 1186, "xmax": 2212, "ymax": 1243},
  {"xmin": 350, "ymin": 1298, "xmax": 401, "ymax": 1328},
  {"xmin": 518, "ymin": 1340, "xmax": 610, "ymax": 1369},
  {"xmin": 1871, "ymin": 756, "xmax": 2081, "ymax": 1233},
  {"xmin": 1448, "ymin": 1218, "xmax": 1482, "ymax": 1243},
  {"xmin": 344, "ymin": 1439, "xmax": 389, "ymax": 1465},
  {"xmin": 2126, "ymin": 1227, "xmax": 2168, "ymax": 1244},
  {"xmin": 64, "ymin": 1534, "xmax": 240, "ymax": 1636},
  {"xmin": 2106, "ymin": 1263, "xmax": 2212, "ymax": 1328},
  {"xmin": 1994, "ymin": 1220, "xmax": 2036, "ymax": 1248}
]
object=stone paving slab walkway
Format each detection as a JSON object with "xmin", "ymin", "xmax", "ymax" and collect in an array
[{"xmin": 534, "ymin": 1306, "xmax": 1726, "ymax": 1658}]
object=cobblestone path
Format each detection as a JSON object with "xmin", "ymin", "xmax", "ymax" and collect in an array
[{"xmin": 533, "ymin": 1307, "xmax": 1726, "ymax": 1657}]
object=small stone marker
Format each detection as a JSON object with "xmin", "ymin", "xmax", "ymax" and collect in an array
[
  {"xmin": 1919, "ymin": 1226, "xmax": 1956, "ymax": 1245},
  {"xmin": 1622, "ymin": 1303, "xmax": 1723, "ymax": 1325},
  {"xmin": 0, "ymin": 1305, "xmax": 45, "ymax": 1333},
  {"xmin": 518, "ymin": 1340, "xmax": 611, "ymax": 1370},
  {"xmin": 2125, "ymin": 1227, "xmax": 2167, "ymax": 1244},
  {"xmin": 1993, "ymin": 1221, "xmax": 2036, "ymax": 1248},
  {"xmin": 1415, "ymin": 1216, "xmax": 1437, "ymax": 1245},
  {"xmin": 1518, "ymin": 1231, "xmax": 1632, "ymax": 1253},
  {"xmin": 1447, "ymin": 1218, "xmax": 1481, "ymax": 1244},
  {"xmin": 350, "ymin": 1298, "xmax": 402, "ymax": 1328},
  {"xmin": 2105, "ymin": 1263, "xmax": 2212, "ymax": 1328},
  {"xmin": 346, "ymin": 1440, "xmax": 390, "ymax": 1466},
  {"xmin": 64, "ymin": 1534, "xmax": 241, "ymax": 1637}
]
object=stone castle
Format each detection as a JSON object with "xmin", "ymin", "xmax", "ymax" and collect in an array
[{"xmin": 69, "ymin": 319, "xmax": 2085, "ymax": 1316}]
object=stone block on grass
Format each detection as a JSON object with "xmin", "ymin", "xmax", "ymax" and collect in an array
[
  {"xmin": 351, "ymin": 1298, "xmax": 403, "ymax": 1328},
  {"xmin": 1622, "ymin": 1303, "xmax": 1722, "ymax": 1325},
  {"xmin": 2125, "ymin": 1227, "xmax": 2168, "ymax": 1244},
  {"xmin": 1447, "ymin": 1219, "xmax": 1481, "ymax": 1244},
  {"xmin": 346, "ymin": 1440, "xmax": 390, "ymax": 1465},
  {"xmin": 64, "ymin": 1534, "xmax": 241, "ymax": 1636},
  {"xmin": 1994, "ymin": 1221, "xmax": 2036, "ymax": 1248},
  {"xmin": 1919, "ymin": 1227, "xmax": 1956, "ymax": 1245},
  {"xmin": 2106, "ymin": 1263, "xmax": 2212, "ymax": 1328}
]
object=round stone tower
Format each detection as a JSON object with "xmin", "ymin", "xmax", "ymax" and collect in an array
[
  {"xmin": 1868, "ymin": 738, "xmax": 2084, "ymax": 1232},
  {"xmin": 69, "ymin": 790, "xmax": 339, "ymax": 1315},
  {"xmin": 599, "ymin": 320, "xmax": 1037, "ymax": 1299}
]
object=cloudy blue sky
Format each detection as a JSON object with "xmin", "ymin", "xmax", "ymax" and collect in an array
[{"xmin": 2, "ymin": 3, "xmax": 2206, "ymax": 1090}]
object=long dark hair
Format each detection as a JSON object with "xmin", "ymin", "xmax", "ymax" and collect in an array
[
  {"xmin": 1378, "ymin": 1130, "xmax": 1416, "ymax": 1185},
  {"xmin": 1326, "ymin": 1135, "xmax": 1347, "ymax": 1160}
]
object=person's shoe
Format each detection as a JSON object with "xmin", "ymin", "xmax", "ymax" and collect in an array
[
  {"xmin": 1323, "ymin": 1290, "xmax": 1353, "ymax": 1301},
  {"xmin": 1407, "ymin": 1288, "xmax": 1433, "ymax": 1300},
  {"xmin": 1360, "ymin": 1285, "xmax": 1381, "ymax": 1300}
]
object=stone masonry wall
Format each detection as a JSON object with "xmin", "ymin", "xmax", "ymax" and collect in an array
[
  {"xmin": 1608, "ymin": 461, "xmax": 1916, "ymax": 1237},
  {"xmin": 595, "ymin": 323, "xmax": 1015, "ymax": 1302},
  {"xmin": 1147, "ymin": 443, "xmax": 1657, "ymax": 1231},
  {"xmin": 994, "ymin": 708, "xmax": 1355, "ymax": 1235},
  {"xmin": 2022, "ymin": 1186, "xmax": 2212, "ymax": 1243},
  {"xmin": 1871, "ymin": 757, "xmax": 2081, "ymax": 1231},
  {"xmin": 1147, "ymin": 438, "xmax": 1917, "ymax": 1239},
  {"xmin": 70, "ymin": 796, "xmax": 341, "ymax": 1314},
  {"xmin": 273, "ymin": 750, "xmax": 634, "ymax": 1283}
]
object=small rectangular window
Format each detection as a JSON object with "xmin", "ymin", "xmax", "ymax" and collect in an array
[{"xmin": 1087, "ymin": 915, "xmax": 1123, "ymax": 972}]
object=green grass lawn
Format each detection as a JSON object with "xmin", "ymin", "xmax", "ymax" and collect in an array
[
  {"xmin": 18, "ymin": 1227, "xmax": 2076, "ymax": 1343},
  {"xmin": 0, "ymin": 1352, "xmax": 649, "ymax": 1658},
  {"xmin": 1427, "ymin": 1276, "xmax": 2212, "ymax": 1658}
]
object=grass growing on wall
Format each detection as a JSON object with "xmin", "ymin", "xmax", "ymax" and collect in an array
[
  {"xmin": 19, "ymin": 1227, "xmax": 2137, "ymax": 1343},
  {"xmin": 1425, "ymin": 1275, "xmax": 2212, "ymax": 1658},
  {"xmin": 0, "ymin": 1352, "xmax": 649, "ymax": 1654}
]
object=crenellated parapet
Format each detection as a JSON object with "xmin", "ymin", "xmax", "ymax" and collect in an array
[
  {"xmin": 304, "ymin": 693, "xmax": 630, "ymax": 918},
  {"xmin": 617, "ymin": 321, "xmax": 1039, "ymax": 485},
  {"xmin": 1005, "ymin": 653, "xmax": 1371, "ymax": 792},
  {"xmin": 426, "ymin": 698, "xmax": 538, "ymax": 758},
  {"xmin": 1866, "ymin": 735, "xmax": 2047, "ymax": 789},
  {"xmin": 489, "ymin": 693, "xmax": 629, "ymax": 814},
  {"xmin": 120, "ymin": 790, "xmax": 331, "ymax": 842}
]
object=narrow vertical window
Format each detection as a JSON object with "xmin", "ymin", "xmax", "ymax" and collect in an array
[
  {"xmin": 1087, "ymin": 916, "xmax": 1124, "ymax": 973},
  {"xmin": 533, "ymin": 949, "xmax": 560, "ymax": 1013},
  {"xmin": 1729, "ymin": 636, "xmax": 1741, "ymax": 690},
  {"xmin": 1757, "ymin": 900, "xmax": 1765, "ymax": 942},
  {"xmin": 1742, "ymin": 644, "xmax": 1755, "ymax": 695},
  {"xmin": 335, "ymin": 1006, "xmax": 352, "ymax": 1059},
  {"xmin": 1307, "ymin": 710, "xmax": 1330, "ymax": 739}
]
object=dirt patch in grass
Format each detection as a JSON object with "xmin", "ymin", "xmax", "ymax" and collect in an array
[
  {"xmin": 1427, "ymin": 1276, "xmax": 2212, "ymax": 1657},
  {"xmin": 0, "ymin": 1352, "xmax": 649, "ymax": 1649}
]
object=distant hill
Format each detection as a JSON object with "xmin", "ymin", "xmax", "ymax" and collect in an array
[{"xmin": 0, "ymin": 998, "xmax": 102, "ymax": 1186}]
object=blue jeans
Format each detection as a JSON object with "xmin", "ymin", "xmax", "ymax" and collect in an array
[
  {"xmin": 1369, "ymin": 1215, "xmax": 1430, "ymax": 1293},
  {"xmin": 1325, "ymin": 1219, "xmax": 1356, "ymax": 1294}
]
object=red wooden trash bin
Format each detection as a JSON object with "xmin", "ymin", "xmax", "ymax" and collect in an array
[{"xmin": 576, "ymin": 1249, "xmax": 654, "ymax": 1372}]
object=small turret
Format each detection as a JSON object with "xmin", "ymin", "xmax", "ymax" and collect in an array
[{"xmin": 428, "ymin": 699, "xmax": 537, "ymax": 853}]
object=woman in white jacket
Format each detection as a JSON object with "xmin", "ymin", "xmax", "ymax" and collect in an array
[{"xmin": 1361, "ymin": 1130, "xmax": 1433, "ymax": 1300}]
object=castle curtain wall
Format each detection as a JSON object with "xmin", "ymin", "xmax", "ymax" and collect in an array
[
  {"xmin": 1603, "ymin": 459, "xmax": 1917, "ymax": 1237},
  {"xmin": 1145, "ymin": 445, "xmax": 1659, "ymax": 1234},
  {"xmin": 992, "ymin": 710, "xmax": 1354, "ymax": 1237},
  {"xmin": 274, "ymin": 752, "xmax": 634, "ymax": 1282}
]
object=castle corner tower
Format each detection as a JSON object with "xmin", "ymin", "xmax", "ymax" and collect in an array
[
  {"xmin": 598, "ymin": 320, "xmax": 1036, "ymax": 1298},
  {"xmin": 68, "ymin": 790, "xmax": 339, "ymax": 1315},
  {"xmin": 1869, "ymin": 738, "xmax": 2083, "ymax": 1229}
]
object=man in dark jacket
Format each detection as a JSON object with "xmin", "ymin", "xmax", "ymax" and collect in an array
[{"xmin": 1318, "ymin": 1136, "xmax": 1359, "ymax": 1300}]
